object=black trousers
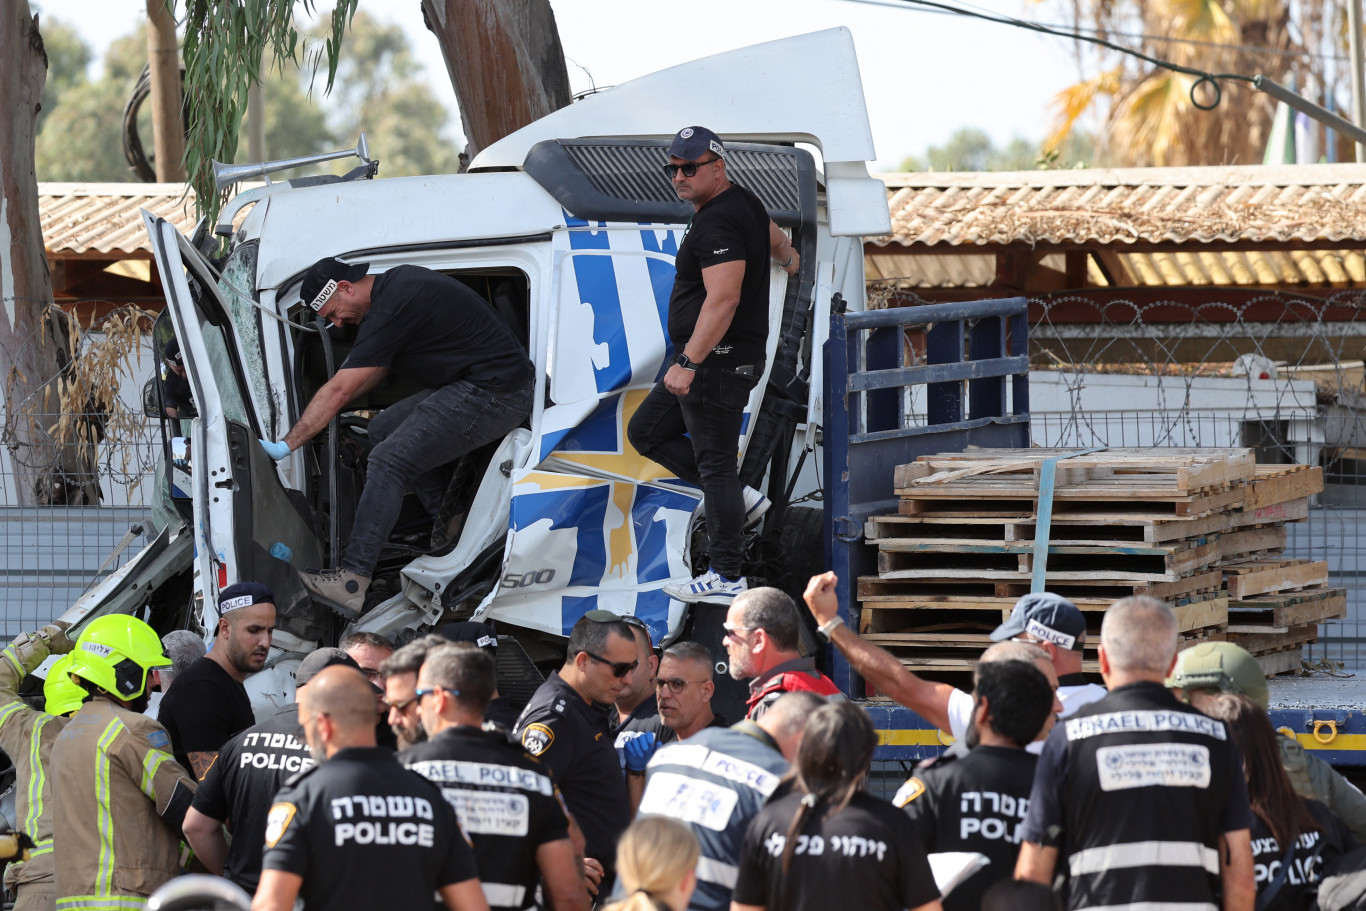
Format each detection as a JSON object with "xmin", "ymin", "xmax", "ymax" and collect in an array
[{"xmin": 627, "ymin": 363, "xmax": 760, "ymax": 579}]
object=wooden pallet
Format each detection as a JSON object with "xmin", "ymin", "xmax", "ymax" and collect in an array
[
  {"xmin": 1256, "ymin": 651, "xmax": 1304, "ymax": 676},
  {"xmin": 1241, "ymin": 465, "xmax": 1323, "ymax": 511},
  {"xmin": 897, "ymin": 485, "xmax": 1246, "ymax": 519},
  {"xmin": 1224, "ymin": 560, "xmax": 1330, "ymax": 600},
  {"xmin": 866, "ymin": 511, "xmax": 1236, "ymax": 545},
  {"xmin": 895, "ymin": 448, "xmax": 1257, "ymax": 494},
  {"xmin": 856, "ymin": 570, "xmax": 1225, "ymax": 604},
  {"xmin": 858, "ymin": 592, "xmax": 1228, "ymax": 636},
  {"xmin": 1228, "ymin": 622, "xmax": 1319, "ymax": 655},
  {"xmin": 1216, "ymin": 526, "xmax": 1288, "ymax": 562},
  {"xmin": 1226, "ymin": 588, "xmax": 1346, "ymax": 628},
  {"xmin": 873, "ymin": 536, "xmax": 1219, "ymax": 581}
]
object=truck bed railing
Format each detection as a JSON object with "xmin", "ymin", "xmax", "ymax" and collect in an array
[{"xmin": 823, "ymin": 296, "xmax": 1031, "ymax": 757}]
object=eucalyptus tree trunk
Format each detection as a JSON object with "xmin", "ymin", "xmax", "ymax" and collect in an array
[
  {"xmin": 420, "ymin": 0, "xmax": 572, "ymax": 161},
  {"xmin": 0, "ymin": 2, "xmax": 96, "ymax": 506}
]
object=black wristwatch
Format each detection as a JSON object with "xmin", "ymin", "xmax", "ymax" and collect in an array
[{"xmin": 674, "ymin": 353, "xmax": 697, "ymax": 371}]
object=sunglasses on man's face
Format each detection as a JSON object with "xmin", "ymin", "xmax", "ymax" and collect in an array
[
  {"xmin": 663, "ymin": 157, "xmax": 719, "ymax": 179},
  {"xmin": 585, "ymin": 652, "xmax": 639, "ymax": 678}
]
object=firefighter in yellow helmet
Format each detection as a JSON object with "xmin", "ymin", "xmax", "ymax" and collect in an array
[
  {"xmin": 52, "ymin": 615, "xmax": 197, "ymax": 911},
  {"xmin": 0, "ymin": 624, "xmax": 84, "ymax": 911}
]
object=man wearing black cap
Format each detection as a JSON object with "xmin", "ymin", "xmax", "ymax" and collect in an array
[
  {"xmin": 988, "ymin": 591, "xmax": 1107, "ymax": 719},
  {"xmin": 159, "ymin": 582, "xmax": 276, "ymax": 778},
  {"xmin": 627, "ymin": 126, "xmax": 801, "ymax": 605},
  {"xmin": 259, "ymin": 257, "xmax": 535, "ymax": 619},
  {"xmin": 181, "ymin": 647, "xmax": 357, "ymax": 892},
  {"xmin": 441, "ymin": 620, "xmax": 520, "ymax": 730},
  {"xmin": 161, "ymin": 337, "xmax": 196, "ymax": 419}
]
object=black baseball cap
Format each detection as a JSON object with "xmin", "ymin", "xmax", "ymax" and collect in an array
[
  {"xmin": 164, "ymin": 337, "xmax": 183, "ymax": 366},
  {"xmin": 301, "ymin": 257, "xmax": 369, "ymax": 312},
  {"xmin": 440, "ymin": 621, "xmax": 498, "ymax": 653},
  {"xmin": 668, "ymin": 126, "xmax": 725, "ymax": 161},
  {"xmin": 295, "ymin": 647, "xmax": 361, "ymax": 687},
  {"xmin": 218, "ymin": 581, "xmax": 276, "ymax": 614}
]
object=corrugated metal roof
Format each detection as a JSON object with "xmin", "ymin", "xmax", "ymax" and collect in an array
[
  {"xmin": 872, "ymin": 163, "xmax": 1366, "ymax": 250},
  {"xmin": 40, "ymin": 183, "xmax": 195, "ymax": 257}
]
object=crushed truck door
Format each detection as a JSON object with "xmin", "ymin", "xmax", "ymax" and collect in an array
[{"xmin": 142, "ymin": 213, "xmax": 326, "ymax": 640}]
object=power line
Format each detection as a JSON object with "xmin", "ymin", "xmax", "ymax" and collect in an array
[
  {"xmin": 836, "ymin": 0, "xmax": 1262, "ymax": 112},
  {"xmin": 842, "ymin": 0, "xmax": 1341, "ymax": 61}
]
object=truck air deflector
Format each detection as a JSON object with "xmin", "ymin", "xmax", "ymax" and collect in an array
[{"xmin": 523, "ymin": 139, "xmax": 815, "ymax": 228}]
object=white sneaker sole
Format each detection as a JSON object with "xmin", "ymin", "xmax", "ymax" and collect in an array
[{"xmin": 662, "ymin": 582, "xmax": 746, "ymax": 604}]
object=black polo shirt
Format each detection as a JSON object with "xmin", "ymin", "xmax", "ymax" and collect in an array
[
  {"xmin": 896, "ymin": 744, "xmax": 1038, "ymax": 911},
  {"xmin": 192, "ymin": 703, "xmax": 313, "ymax": 892},
  {"xmin": 401, "ymin": 725, "xmax": 571, "ymax": 911},
  {"xmin": 668, "ymin": 184, "xmax": 772, "ymax": 367},
  {"xmin": 513, "ymin": 671, "xmax": 629, "ymax": 868},
  {"xmin": 158, "ymin": 656, "xmax": 255, "ymax": 775},
  {"xmin": 262, "ymin": 747, "xmax": 478, "ymax": 911},
  {"xmin": 342, "ymin": 265, "xmax": 533, "ymax": 393}
]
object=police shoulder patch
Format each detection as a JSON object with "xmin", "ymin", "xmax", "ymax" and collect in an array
[
  {"xmin": 264, "ymin": 802, "xmax": 297, "ymax": 848},
  {"xmin": 892, "ymin": 777, "xmax": 926, "ymax": 808},
  {"xmin": 521, "ymin": 723, "xmax": 555, "ymax": 756},
  {"xmin": 146, "ymin": 729, "xmax": 171, "ymax": 750}
]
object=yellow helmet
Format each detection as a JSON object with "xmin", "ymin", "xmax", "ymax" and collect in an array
[
  {"xmin": 69, "ymin": 615, "xmax": 170, "ymax": 701},
  {"xmin": 43, "ymin": 655, "xmax": 87, "ymax": 715}
]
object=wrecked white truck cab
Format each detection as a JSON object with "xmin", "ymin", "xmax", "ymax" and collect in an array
[{"xmin": 58, "ymin": 28, "xmax": 893, "ymax": 710}]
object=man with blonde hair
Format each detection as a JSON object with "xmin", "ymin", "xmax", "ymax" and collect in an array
[{"xmin": 1015, "ymin": 596, "xmax": 1256, "ymax": 911}]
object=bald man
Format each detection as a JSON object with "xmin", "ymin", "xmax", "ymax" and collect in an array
[{"xmin": 253, "ymin": 666, "xmax": 489, "ymax": 911}]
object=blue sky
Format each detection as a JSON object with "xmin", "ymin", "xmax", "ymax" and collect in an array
[{"xmin": 51, "ymin": 0, "xmax": 1088, "ymax": 171}]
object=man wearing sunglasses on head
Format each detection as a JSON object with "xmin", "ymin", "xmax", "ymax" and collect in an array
[
  {"xmin": 628, "ymin": 126, "xmax": 801, "ymax": 606},
  {"xmin": 514, "ymin": 610, "xmax": 639, "ymax": 896}
]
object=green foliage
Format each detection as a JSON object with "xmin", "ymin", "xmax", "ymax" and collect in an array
[
  {"xmin": 898, "ymin": 127, "xmax": 1101, "ymax": 172},
  {"xmin": 34, "ymin": 22, "xmax": 148, "ymax": 182},
  {"xmin": 177, "ymin": 0, "xmax": 357, "ymax": 222}
]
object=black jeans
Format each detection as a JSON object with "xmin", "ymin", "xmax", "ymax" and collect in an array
[
  {"xmin": 343, "ymin": 379, "xmax": 534, "ymax": 576},
  {"xmin": 627, "ymin": 364, "xmax": 760, "ymax": 579}
]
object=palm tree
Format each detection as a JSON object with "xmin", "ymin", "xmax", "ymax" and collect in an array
[{"xmin": 1045, "ymin": 0, "xmax": 1346, "ymax": 166}]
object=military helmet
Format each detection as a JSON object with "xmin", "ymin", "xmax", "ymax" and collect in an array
[
  {"xmin": 68, "ymin": 615, "xmax": 171, "ymax": 701},
  {"xmin": 43, "ymin": 654, "xmax": 88, "ymax": 715},
  {"xmin": 1168, "ymin": 641, "xmax": 1268, "ymax": 710}
]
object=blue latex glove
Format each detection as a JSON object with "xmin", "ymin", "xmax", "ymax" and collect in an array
[
  {"xmin": 623, "ymin": 732, "xmax": 658, "ymax": 772},
  {"xmin": 259, "ymin": 439, "xmax": 291, "ymax": 461}
]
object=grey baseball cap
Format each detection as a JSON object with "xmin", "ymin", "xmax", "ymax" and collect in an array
[{"xmin": 990, "ymin": 592, "xmax": 1087, "ymax": 651}]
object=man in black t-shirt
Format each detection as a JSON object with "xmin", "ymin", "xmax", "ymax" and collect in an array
[
  {"xmin": 255, "ymin": 665, "xmax": 484, "ymax": 911},
  {"xmin": 626, "ymin": 126, "xmax": 801, "ymax": 606},
  {"xmin": 896, "ymin": 660, "xmax": 1054, "ymax": 911},
  {"xmin": 181, "ymin": 647, "xmax": 359, "ymax": 892},
  {"xmin": 261, "ymin": 257, "xmax": 536, "ymax": 619},
  {"xmin": 401, "ymin": 643, "xmax": 587, "ymax": 911},
  {"xmin": 159, "ymin": 581, "xmax": 275, "ymax": 778}
]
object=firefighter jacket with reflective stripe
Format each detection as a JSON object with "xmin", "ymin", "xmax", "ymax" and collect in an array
[
  {"xmin": 0, "ymin": 630, "xmax": 66, "ymax": 889},
  {"xmin": 52, "ymin": 699, "xmax": 196, "ymax": 911}
]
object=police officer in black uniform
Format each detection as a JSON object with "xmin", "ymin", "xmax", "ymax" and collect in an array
[
  {"xmin": 402, "ymin": 643, "xmax": 588, "ymax": 911},
  {"xmin": 896, "ymin": 660, "xmax": 1055, "ymax": 911},
  {"xmin": 514, "ymin": 611, "xmax": 636, "ymax": 894},
  {"xmin": 254, "ymin": 665, "xmax": 487, "ymax": 911},
  {"xmin": 182, "ymin": 648, "xmax": 358, "ymax": 892},
  {"xmin": 1016, "ymin": 597, "xmax": 1257, "ymax": 911}
]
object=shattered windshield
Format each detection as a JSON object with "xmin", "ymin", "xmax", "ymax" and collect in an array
[{"xmin": 217, "ymin": 242, "xmax": 276, "ymax": 429}]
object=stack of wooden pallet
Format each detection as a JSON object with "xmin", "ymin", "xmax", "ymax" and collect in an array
[{"xmin": 859, "ymin": 448, "xmax": 1341, "ymax": 682}]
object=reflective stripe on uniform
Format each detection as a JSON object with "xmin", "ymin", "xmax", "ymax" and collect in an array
[
  {"xmin": 1076, "ymin": 904, "xmax": 1217, "ymax": 911},
  {"xmin": 56, "ymin": 894, "xmax": 149, "ymax": 911},
  {"xmin": 694, "ymin": 856, "xmax": 739, "ymax": 888},
  {"xmin": 94, "ymin": 718, "xmax": 126, "ymax": 897},
  {"xmin": 138, "ymin": 750, "xmax": 172, "ymax": 800},
  {"xmin": 1069, "ymin": 841, "xmax": 1220, "ymax": 877},
  {"xmin": 480, "ymin": 883, "xmax": 527, "ymax": 907},
  {"xmin": 26, "ymin": 714, "xmax": 50, "ymax": 852}
]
